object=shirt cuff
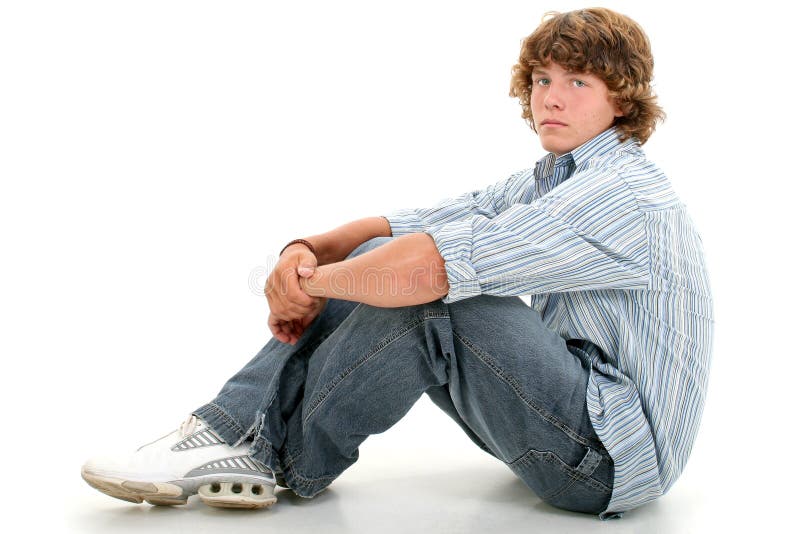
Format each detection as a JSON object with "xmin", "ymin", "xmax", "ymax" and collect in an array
[
  {"xmin": 425, "ymin": 220, "xmax": 482, "ymax": 303},
  {"xmin": 382, "ymin": 209, "xmax": 427, "ymax": 237}
]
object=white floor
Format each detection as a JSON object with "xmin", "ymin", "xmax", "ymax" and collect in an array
[{"xmin": 55, "ymin": 396, "xmax": 787, "ymax": 534}]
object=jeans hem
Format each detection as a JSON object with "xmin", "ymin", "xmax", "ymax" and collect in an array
[
  {"xmin": 280, "ymin": 455, "xmax": 337, "ymax": 498},
  {"xmin": 193, "ymin": 403, "xmax": 281, "ymax": 473},
  {"xmin": 194, "ymin": 402, "xmax": 334, "ymax": 497},
  {"xmin": 193, "ymin": 403, "xmax": 246, "ymax": 444}
]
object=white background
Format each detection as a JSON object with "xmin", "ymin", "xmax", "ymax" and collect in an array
[{"xmin": 1, "ymin": 1, "xmax": 797, "ymax": 532}]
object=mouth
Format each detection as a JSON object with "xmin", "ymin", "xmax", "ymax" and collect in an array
[{"xmin": 540, "ymin": 120, "xmax": 567, "ymax": 128}]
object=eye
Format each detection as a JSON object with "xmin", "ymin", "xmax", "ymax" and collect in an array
[
  {"xmin": 534, "ymin": 78, "xmax": 550, "ymax": 87},
  {"xmin": 573, "ymin": 79, "xmax": 586, "ymax": 88}
]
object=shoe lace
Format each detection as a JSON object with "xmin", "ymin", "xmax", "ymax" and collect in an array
[
  {"xmin": 135, "ymin": 414, "xmax": 200, "ymax": 452},
  {"xmin": 179, "ymin": 414, "xmax": 198, "ymax": 437}
]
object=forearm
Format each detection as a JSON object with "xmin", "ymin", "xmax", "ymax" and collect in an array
[
  {"xmin": 291, "ymin": 216, "xmax": 392, "ymax": 265},
  {"xmin": 298, "ymin": 233, "xmax": 449, "ymax": 307}
]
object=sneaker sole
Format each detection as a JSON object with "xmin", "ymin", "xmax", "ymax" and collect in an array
[{"xmin": 81, "ymin": 466, "xmax": 277, "ymax": 509}]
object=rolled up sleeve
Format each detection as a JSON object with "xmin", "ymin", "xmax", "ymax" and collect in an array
[
  {"xmin": 383, "ymin": 208, "xmax": 428, "ymax": 237},
  {"xmin": 424, "ymin": 219, "xmax": 482, "ymax": 302}
]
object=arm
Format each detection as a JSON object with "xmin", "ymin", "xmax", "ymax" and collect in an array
[
  {"xmin": 283, "ymin": 168, "xmax": 534, "ymax": 288},
  {"xmin": 421, "ymin": 167, "xmax": 651, "ymax": 303},
  {"xmin": 283, "ymin": 216, "xmax": 393, "ymax": 265},
  {"xmin": 384, "ymin": 168, "xmax": 535, "ymax": 237},
  {"xmin": 267, "ymin": 216, "xmax": 392, "ymax": 345},
  {"xmin": 298, "ymin": 233, "xmax": 449, "ymax": 307}
]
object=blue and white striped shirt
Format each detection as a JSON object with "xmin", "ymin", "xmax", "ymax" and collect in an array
[{"xmin": 384, "ymin": 127, "xmax": 714, "ymax": 519}]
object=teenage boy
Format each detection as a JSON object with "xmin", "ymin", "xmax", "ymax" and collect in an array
[{"xmin": 82, "ymin": 8, "xmax": 713, "ymax": 520}]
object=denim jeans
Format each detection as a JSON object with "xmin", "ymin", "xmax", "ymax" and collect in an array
[{"xmin": 193, "ymin": 237, "xmax": 614, "ymax": 516}]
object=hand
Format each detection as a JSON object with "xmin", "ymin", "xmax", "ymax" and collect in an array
[
  {"xmin": 265, "ymin": 244, "xmax": 324, "ymax": 343},
  {"xmin": 268, "ymin": 297, "xmax": 328, "ymax": 345}
]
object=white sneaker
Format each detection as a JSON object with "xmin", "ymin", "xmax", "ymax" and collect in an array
[{"xmin": 81, "ymin": 414, "xmax": 277, "ymax": 509}]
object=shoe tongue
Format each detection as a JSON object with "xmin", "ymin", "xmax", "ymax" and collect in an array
[
  {"xmin": 180, "ymin": 415, "xmax": 200, "ymax": 437},
  {"xmin": 192, "ymin": 417, "xmax": 209, "ymax": 433}
]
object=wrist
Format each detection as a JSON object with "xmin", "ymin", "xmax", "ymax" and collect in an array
[{"xmin": 280, "ymin": 238, "xmax": 316, "ymax": 257}]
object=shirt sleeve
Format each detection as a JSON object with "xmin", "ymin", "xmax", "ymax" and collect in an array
[
  {"xmin": 383, "ymin": 168, "xmax": 535, "ymax": 236},
  {"xmin": 427, "ymin": 167, "xmax": 652, "ymax": 303}
]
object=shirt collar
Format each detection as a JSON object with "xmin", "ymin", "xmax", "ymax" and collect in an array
[
  {"xmin": 533, "ymin": 127, "xmax": 640, "ymax": 180},
  {"xmin": 533, "ymin": 152, "xmax": 574, "ymax": 180}
]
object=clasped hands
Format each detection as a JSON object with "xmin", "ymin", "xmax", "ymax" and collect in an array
[{"xmin": 264, "ymin": 244, "xmax": 327, "ymax": 345}]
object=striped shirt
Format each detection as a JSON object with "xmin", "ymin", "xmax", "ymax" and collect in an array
[{"xmin": 383, "ymin": 127, "xmax": 714, "ymax": 519}]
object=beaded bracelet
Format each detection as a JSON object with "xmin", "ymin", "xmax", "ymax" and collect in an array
[{"xmin": 279, "ymin": 238, "xmax": 316, "ymax": 257}]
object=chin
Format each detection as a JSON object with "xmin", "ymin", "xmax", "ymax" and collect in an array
[
  {"xmin": 537, "ymin": 133, "xmax": 566, "ymax": 155},
  {"xmin": 540, "ymin": 141, "xmax": 569, "ymax": 156}
]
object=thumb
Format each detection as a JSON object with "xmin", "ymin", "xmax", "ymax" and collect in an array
[
  {"xmin": 297, "ymin": 265, "xmax": 315, "ymax": 277},
  {"xmin": 297, "ymin": 249, "xmax": 318, "ymax": 278}
]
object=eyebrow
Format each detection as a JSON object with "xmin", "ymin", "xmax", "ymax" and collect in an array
[
  {"xmin": 532, "ymin": 68, "xmax": 587, "ymax": 78},
  {"xmin": 531, "ymin": 68, "xmax": 576, "ymax": 75}
]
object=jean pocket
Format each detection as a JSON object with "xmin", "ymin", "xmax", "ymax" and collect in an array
[{"xmin": 508, "ymin": 446, "xmax": 613, "ymax": 515}]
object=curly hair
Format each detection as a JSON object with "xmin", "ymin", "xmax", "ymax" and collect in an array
[{"xmin": 509, "ymin": 8, "xmax": 665, "ymax": 144}]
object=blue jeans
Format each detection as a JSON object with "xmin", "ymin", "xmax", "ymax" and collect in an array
[{"xmin": 193, "ymin": 237, "xmax": 614, "ymax": 515}]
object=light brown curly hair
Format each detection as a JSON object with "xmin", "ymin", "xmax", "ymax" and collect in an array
[{"xmin": 509, "ymin": 8, "xmax": 665, "ymax": 144}]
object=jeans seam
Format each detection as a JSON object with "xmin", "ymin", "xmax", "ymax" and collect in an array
[
  {"xmin": 513, "ymin": 449, "xmax": 612, "ymax": 498},
  {"xmin": 452, "ymin": 329, "xmax": 598, "ymax": 452},
  {"xmin": 547, "ymin": 463, "xmax": 610, "ymax": 499},
  {"xmin": 546, "ymin": 451, "xmax": 612, "ymax": 497},
  {"xmin": 303, "ymin": 308, "xmax": 450, "ymax": 425},
  {"xmin": 283, "ymin": 463, "xmax": 338, "ymax": 496},
  {"xmin": 276, "ymin": 445, "xmax": 341, "ymax": 493},
  {"xmin": 233, "ymin": 330, "xmax": 335, "ymax": 451},
  {"xmin": 202, "ymin": 402, "xmax": 247, "ymax": 437}
]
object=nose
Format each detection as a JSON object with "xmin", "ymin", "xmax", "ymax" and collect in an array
[{"xmin": 543, "ymin": 84, "xmax": 564, "ymax": 110}]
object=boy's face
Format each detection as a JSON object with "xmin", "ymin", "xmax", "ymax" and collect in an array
[{"xmin": 530, "ymin": 62, "xmax": 623, "ymax": 156}]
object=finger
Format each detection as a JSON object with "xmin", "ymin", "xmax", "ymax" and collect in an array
[
  {"xmin": 270, "ymin": 269, "xmax": 315, "ymax": 308},
  {"xmin": 270, "ymin": 313, "xmax": 294, "ymax": 341},
  {"xmin": 286, "ymin": 326, "xmax": 300, "ymax": 345},
  {"xmin": 270, "ymin": 309, "xmax": 291, "ymax": 322},
  {"xmin": 269, "ymin": 323, "xmax": 283, "ymax": 341},
  {"xmin": 297, "ymin": 249, "xmax": 318, "ymax": 276},
  {"xmin": 287, "ymin": 321, "xmax": 301, "ymax": 345},
  {"xmin": 284, "ymin": 321, "xmax": 300, "ymax": 343},
  {"xmin": 270, "ymin": 307, "xmax": 308, "ymax": 323},
  {"xmin": 284, "ymin": 301, "xmax": 317, "ymax": 318},
  {"xmin": 276, "ymin": 300, "xmax": 316, "ymax": 318},
  {"xmin": 268, "ymin": 314, "xmax": 290, "ymax": 343},
  {"xmin": 288, "ymin": 318, "xmax": 299, "ymax": 336},
  {"xmin": 289, "ymin": 284, "xmax": 317, "ymax": 307},
  {"xmin": 292, "ymin": 318, "xmax": 307, "ymax": 339},
  {"xmin": 270, "ymin": 323, "xmax": 288, "ymax": 343},
  {"xmin": 279, "ymin": 320, "xmax": 293, "ymax": 337},
  {"xmin": 268, "ymin": 313, "xmax": 282, "ymax": 329},
  {"xmin": 272, "ymin": 295, "xmax": 317, "ymax": 317}
]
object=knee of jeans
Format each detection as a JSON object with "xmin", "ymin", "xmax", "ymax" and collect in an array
[
  {"xmin": 346, "ymin": 236, "xmax": 395, "ymax": 259},
  {"xmin": 445, "ymin": 294, "xmax": 523, "ymax": 331},
  {"xmin": 509, "ymin": 446, "xmax": 612, "ymax": 515}
]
